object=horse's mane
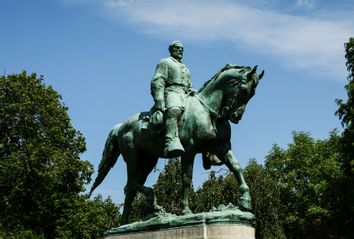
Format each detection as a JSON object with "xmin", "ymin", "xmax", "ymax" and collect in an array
[{"xmin": 198, "ymin": 64, "xmax": 251, "ymax": 93}]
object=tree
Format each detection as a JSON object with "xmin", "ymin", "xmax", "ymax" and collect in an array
[
  {"xmin": 192, "ymin": 170, "xmax": 234, "ymax": 213},
  {"xmin": 54, "ymin": 195, "xmax": 120, "ymax": 238},
  {"xmin": 265, "ymin": 132, "xmax": 341, "ymax": 239},
  {"xmin": 192, "ymin": 161, "xmax": 285, "ymax": 239},
  {"xmin": 334, "ymin": 37, "xmax": 354, "ymax": 239},
  {"xmin": 127, "ymin": 158, "xmax": 189, "ymax": 223},
  {"xmin": 244, "ymin": 159, "xmax": 286, "ymax": 239},
  {"xmin": 0, "ymin": 72, "xmax": 119, "ymax": 238},
  {"xmin": 126, "ymin": 156, "xmax": 286, "ymax": 239},
  {"xmin": 154, "ymin": 158, "xmax": 186, "ymax": 214}
]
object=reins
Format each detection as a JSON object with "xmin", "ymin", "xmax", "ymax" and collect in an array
[{"xmin": 193, "ymin": 94, "xmax": 222, "ymax": 119}]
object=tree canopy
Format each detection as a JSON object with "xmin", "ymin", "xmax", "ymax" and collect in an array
[
  {"xmin": 334, "ymin": 37, "xmax": 354, "ymax": 239},
  {"xmin": 265, "ymin": 132, "xmax": 341, "ymax": 239},
  {"xmin": 0, "ymin": 72, "xmax": 119, "ymax": 238}
]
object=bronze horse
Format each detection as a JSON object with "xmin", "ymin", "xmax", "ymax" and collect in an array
[{"xmin": 90, "ymin": 64, "xmax": 264, "ymax": 225}]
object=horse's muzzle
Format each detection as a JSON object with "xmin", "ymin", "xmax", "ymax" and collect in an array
[
  {"xmin": 230, "ymin": 112, "xmax": 241, "ymax": 124},
  {"xmin": 229, "ymin": 107, "xmax": 245, "ymax": 124}
]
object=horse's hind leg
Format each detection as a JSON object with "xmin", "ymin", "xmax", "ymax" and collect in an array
[
  {"xmin": 181, "ymin": 153, "xmax": 195, "ymax": 215},
  {"xmin": 136, "ymin": 156, "xmax": 161, "ymax": 215},
  {"xmin": 121, "ymin": 183, "xmax": 137, "ymax": 225},
  {"xmin": 120, "ymin": 149, "xmax": 140, "ymax": 225}
]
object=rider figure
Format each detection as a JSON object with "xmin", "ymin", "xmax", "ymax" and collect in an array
[{"xmin": 151, "ymin": 40, "xmax": 193, "ymax": 158}]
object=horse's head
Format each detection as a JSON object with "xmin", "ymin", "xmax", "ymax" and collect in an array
[
  {"xmin": 221, "ymin": 65, "xmax": 264, "ymax": 124},
  {"xmin": 197, "ymin": 64, "xmax": 264, "ymax": 123}
]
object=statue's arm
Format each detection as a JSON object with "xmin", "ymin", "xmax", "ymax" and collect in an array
[
  {"xmin": 186, "ymin": 68, "xmax": 196, "ymax": 95},
  {"xmin": 151, "ymin": 61, "xmax": 168, "ymax": 111}
]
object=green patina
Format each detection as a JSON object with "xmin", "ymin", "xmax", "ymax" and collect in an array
[
  {"xmin": 105, "ymin": 204, "xmax": 254, "ymax": 236},
  {"xmin": 90, "ymin": 41, "xmax": 264, "ymax": 226}
]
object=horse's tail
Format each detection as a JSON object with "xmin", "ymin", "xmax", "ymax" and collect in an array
[{"xmin": 89, "ymin": 123, "xmax": 123, "ymax": 195}]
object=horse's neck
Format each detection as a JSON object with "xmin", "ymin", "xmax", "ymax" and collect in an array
[{"xmin": 197, "ymin": 83, "xmax": 224, "ymax": 116}]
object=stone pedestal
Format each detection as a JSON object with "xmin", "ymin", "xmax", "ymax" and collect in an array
[
  {"xmin": 105, "ymin": 204, "xmax": 255, "ymax": 239},
  {"xmin": 106, "ymin": 223, "xmax": 255, "ymax": 239}
]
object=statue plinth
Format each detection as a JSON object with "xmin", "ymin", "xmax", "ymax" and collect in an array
[
  {"xmin": 105, "ymin": 204, "xmax": 255, "ymax": 239},
  {"xmin": 106, "ymin": 223, "xmax": 255, "ymax": 239}
]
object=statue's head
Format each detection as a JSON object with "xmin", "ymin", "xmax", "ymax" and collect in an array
[{"xmin": 169, "ymin": 40, "xmax": 184, "ymax": 61}]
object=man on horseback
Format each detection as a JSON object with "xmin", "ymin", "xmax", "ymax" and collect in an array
[
  {"xmin": 91, "ymin": 59, "xmax": 263, "ymax": 224},
  {"xmin": 151, "ymin": 40, "xmax": 193, "ymax": 158}
]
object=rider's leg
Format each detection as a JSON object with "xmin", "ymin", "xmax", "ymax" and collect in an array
[{"xmin": 164, "ymin": 106, "xmax": 184, "ymax": 157}]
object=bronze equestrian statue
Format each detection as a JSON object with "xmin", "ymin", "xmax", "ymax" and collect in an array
[
  {"xmin": 90, "ymin": 42, "xmax": 264, "ymax": 226},
  {"xmin": 90, "ymin": 64, "xmax": 264, "ymax": 225}
]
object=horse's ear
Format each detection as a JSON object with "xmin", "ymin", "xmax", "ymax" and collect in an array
[
  {"xmin": 247, "ymin": 65, "xmax": 258, "ymax": 78},
  {"xmin": 259, "ymin": 70, "xmax": 265, "ymax": 80}
]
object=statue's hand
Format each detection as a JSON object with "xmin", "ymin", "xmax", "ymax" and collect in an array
[
  {"xmin": 151, "ymin": 109, "xmax": 164, "ymax": 127},
  {"xmin": 188, "ymin": 88, "xmax": 197, "ymax": 96},
  {"xmin": 153, "ymin": 101, "xmax": 165, "ymax": 112}
]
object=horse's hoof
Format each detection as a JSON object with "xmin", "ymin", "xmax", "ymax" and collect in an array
[
  {"xmin": 154, "ymin": 205, "xmax": 167, "ymax": 215},
  {"xmin": 142, "ymin": 212, "xmax": 159, "ymax": 221},
  {"xmin": 181, "ymin": 208, "xmax": 193, "ymax": 215},
  {"xmin": 155, "ymin": 205, "xmax": 163, "ymax": 211},
  {"xmin": 240, "ymin": 195, "xmax": 252, "ymax": 211}
]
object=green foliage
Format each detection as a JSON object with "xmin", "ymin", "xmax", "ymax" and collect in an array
[
  {"xmin": 0, "ymin": 227, "xmax": 45, "ymax": 239},
  {"xmin": 192, "ymin": 171, "xmax": 226, "ymax": 212},
  {"xmin": 192, "ymin": 164, "xmax": 286, "ymax": 239},
  {"xmin": 334, "ymin": 37, "xmax": 354, "ymax": 239},
  {"xmin": 154, "ymin": 158, "xmax": 185, "ymax": 214},
  {"xmin": 265, "ymin": 132, "xmax": 341, "ymax": 239},
  {"xmin": 128, "ymin": 193, "xmax": 149, "ymax": 223},
  {"xmin": 244, "ymin": 159, "xmax": 286, "ymax": 239},
  {"xmin": 54, "ymin": 195, "xmax": 120, "ymax": 239},
  {"xmin": 192, "ymin": 171, "xmax": 239, "ymax": 213},
  {"xmin": 127, "ymin": 158, "xmax": 189, "ymax": 223},
  {"xmin": 336, "ymin": 37, "xmax": 354, "ymax": 131},
  {"xmin": 128, "ymin": 157, "xmax": 285, "ymax": 239},
  {"xmin": 0, "ymin": 72, "xmax": 119, "ymax": 238}
]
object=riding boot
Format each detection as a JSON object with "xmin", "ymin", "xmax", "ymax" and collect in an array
[{"xmin": 164, "ymin": 117, "xmax": 185, "ymax": 158}]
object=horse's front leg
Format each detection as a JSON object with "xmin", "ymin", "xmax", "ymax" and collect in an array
[
  {"xmin": 181, "ymin": 154, "xmax": 194, "ymax": 215},
  {"xmin": 222, "ymin": 150, "xmax": 252, "ymax": 211}
]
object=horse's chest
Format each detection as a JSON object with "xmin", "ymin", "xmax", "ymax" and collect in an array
[
  {"xmin": 191, "ymin": 116, "xmax": 218, "ymax": 142},
  {"xmin": 197, "ymin": 123, "xmax": 217, "ymax": 140}
]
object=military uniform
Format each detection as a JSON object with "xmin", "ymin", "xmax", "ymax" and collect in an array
[
  {"xmin": 151, "ymin": 56, "xmax": 192, "ymax": 157},
  {"xmin": 151, "ymin": 56, "xmax": 191, "ymax": 110}
]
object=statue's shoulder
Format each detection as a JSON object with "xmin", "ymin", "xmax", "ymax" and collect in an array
[{"xmin": 158, "ymin": 57, "xmax": 173, "ymax": 65}]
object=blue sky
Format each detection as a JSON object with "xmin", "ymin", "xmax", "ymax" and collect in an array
[{"xmin": 1, "ymin": 0, "xmax": 353, "ymax": 204}]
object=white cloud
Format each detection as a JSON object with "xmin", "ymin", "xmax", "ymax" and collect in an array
[
  {"xmin": 70, "ymin": 0, "xmax": 354, "ymax": 80},
  {"xmin": 296, "ymin": 0, "xmax": 315, "ymax": 8}
]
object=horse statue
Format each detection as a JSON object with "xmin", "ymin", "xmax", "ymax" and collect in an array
[{"xmin": 90, "ymin": 64, "xmax": 264, "ymax": 225}]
